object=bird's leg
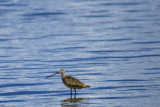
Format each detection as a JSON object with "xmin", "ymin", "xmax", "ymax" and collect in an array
[
  {"xmin": 70, "ymin": 88, "xmax": 72, "ymax": 95},
  {"xmin": 70, "ymin": 88, "xmax": 73, "ymax": 99},
  {"xmin": 74, "ymin": 88, "xmax": 76, "ymax": 98}
]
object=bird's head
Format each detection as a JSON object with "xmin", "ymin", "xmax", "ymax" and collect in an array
[
  {"xmin": 45, "ymin": 68, "xmax": 65, "ymax": 79},
  {"xmin": 58, "ymin": 68, "xmax": 65, "ymax": 74}
]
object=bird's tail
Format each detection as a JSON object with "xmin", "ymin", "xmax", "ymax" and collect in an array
[{"xmin": 84, "ymin": 85, "xmax": 90, "ymax": 88}]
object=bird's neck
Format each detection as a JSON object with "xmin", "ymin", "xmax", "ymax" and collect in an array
[{"xmin": 61, "ymin": 72, "xmax": 65, "ymax": 78}]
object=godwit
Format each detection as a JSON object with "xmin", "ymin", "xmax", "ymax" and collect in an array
[{"xmin": 45, "ymin": 68, "xmax": 90, "ymax": 96}]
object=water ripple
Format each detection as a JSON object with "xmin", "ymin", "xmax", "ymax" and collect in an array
[
  {"xmin": 79, "ymin": 38, "xmax": 133, "ymax": 42},
  {"xmin": 95, "ymin": 95, "xmax": 149, "ymax": 100},
  {"xmin": 0, "ymin": 91, "xmax": 60, "ymax": 96},
  {"xmin": 0, "ymin": 83, "xmax": 50, "ymax": 88},
  {"xmin": 106, "ymin": 79, "xmax": 147, "ymax": 82},
  {"xmin": 0, "ymin": 100, "xmax": 25, "ymax": 103},
  {"xmin": 132, "ymin": 41, "xmax": 160, "ymax": 44},
  {"xmin": 93, "ymin": 85, "xmax": 146, "ymax": 90},
  {"xmin": 0, "ymin": 3, "xmax": 26, "ymax": 7},
  {"xmin": 145, "ymin": 68, "xmax": 160, "ymax": 70},
  {"xmin": 22, "ymin": 12, "xmax": 66, "ymax": 17},
  {"xmin": 100, "ymin": 2, "xmax": 144, "ymax": 6}
]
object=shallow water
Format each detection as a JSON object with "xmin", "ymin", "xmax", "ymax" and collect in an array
[{"xmin": 0, "ymin": 0, "xmax": 160, "ymax": 107}]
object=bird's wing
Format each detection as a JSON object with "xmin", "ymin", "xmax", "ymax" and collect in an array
[{"xmin": 64, "ymin": 76, "xmax": 85, "ymax": 87}]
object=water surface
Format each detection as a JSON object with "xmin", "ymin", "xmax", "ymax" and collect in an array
[{"xmin": 0, "ymin": 0, "xmax": 160, "ymax": 107}]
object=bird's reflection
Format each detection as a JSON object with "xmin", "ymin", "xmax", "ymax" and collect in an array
[
  {"xmin": 61, "ymin": 95, "xmax": 87, "ymax": 107},
  {"xmin": 61, "ymin": 97, "xmax": 86, "ymax": 103}
]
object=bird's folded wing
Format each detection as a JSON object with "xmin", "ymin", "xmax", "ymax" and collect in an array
[{"xmin": 64, "ymin": 76, "xmax": 85, "ymax": 87}]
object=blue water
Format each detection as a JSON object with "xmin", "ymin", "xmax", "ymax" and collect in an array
[{"xmin": 0, "ymin": 0, "xmax": 160, "ymax": 107}]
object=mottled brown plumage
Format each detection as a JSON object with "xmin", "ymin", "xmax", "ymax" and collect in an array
[
  {"xmin": 45, "ymin": 69, "xmax": 90, "ymax": 96},
  {"xmin": 62, "ymin": 76, "xmax": 89, "ymax": 89}
]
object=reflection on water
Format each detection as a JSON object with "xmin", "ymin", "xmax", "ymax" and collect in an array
[
  {"xmin": 61, "ymin": 97, "xmax": 87, "ymax": 107},
  {"xmin": 61, "ymin": 98, "xmax": 86, "ymax": 103}
]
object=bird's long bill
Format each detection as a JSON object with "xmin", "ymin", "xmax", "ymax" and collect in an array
[{"xmin": 45, "ymin": 72, "xmax": 59, "ymax": 79}]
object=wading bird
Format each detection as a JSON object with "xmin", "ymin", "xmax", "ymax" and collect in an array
[{"xmin": 45, "ymin": 69, "xmax": 90, "ymax": 96}]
